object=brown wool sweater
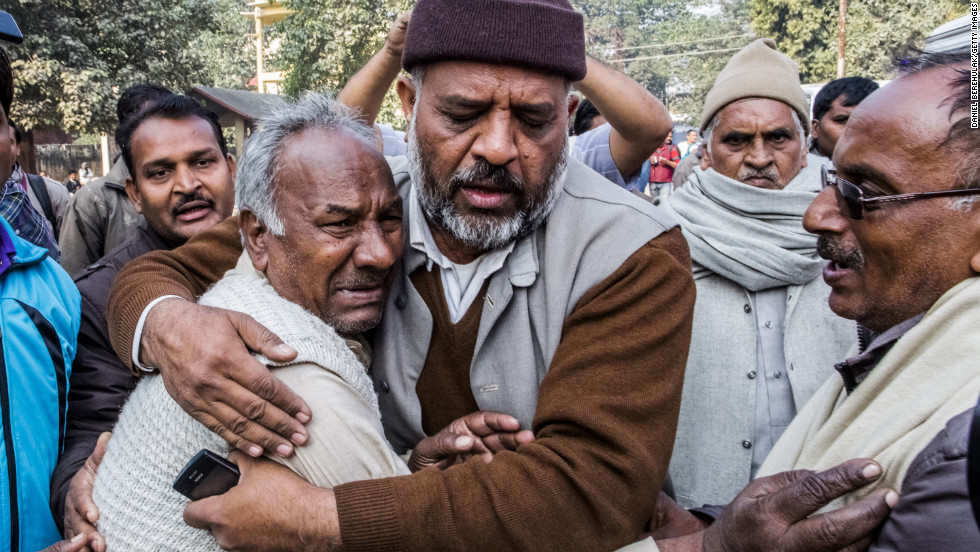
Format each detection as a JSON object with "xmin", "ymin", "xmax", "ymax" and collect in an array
[
  {"xmin": 107, "ymin": 215, "xmax": 695, "ymax": 551},
  {"xmin": 410, "ymin": 267, "xmax": 484, "ymax": 436}
]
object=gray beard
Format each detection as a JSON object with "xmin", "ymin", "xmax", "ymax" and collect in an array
[{"xmin": 406, "ymin": 122, "xmax": 568, "ymax": 252}]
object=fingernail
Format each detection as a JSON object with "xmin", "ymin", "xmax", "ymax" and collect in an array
[
  {"xmin": 885, "ymin": 490, "xmax": 899, "ymax": 507},
  {"xmin": 862, "ymin": 463, "xmax": 882, "ymax": 479},
  {"xmin": 248, "ymin": 445, "xmax": 263, "ymax": 457},
  {"xmin": 276, "ymin": 443, "xmax": 293, "ymax": 457},
  {"xmin": 296, "ymin": 412, "xmax": 311, "ymax": 424},
  {"xmin": 291, "ymin": 432, "xmax": 307, "ymax": 445},
  {"xmin": 455, "ymin": 436, "xmax": 473, "ymax": 448},
  {"xmin": 72, "ymin": 533, "xmax": 85, "ymax": 543},
  {"xmin": 275, "ymin": 344, "xmax": 296, "ymax": 356}
]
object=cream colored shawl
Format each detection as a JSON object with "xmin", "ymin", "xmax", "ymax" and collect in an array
[{"xmin": 758, "ymin": 276, "xmax": 980, "ymax": 508}]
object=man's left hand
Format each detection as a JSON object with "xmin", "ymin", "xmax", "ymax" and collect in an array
[
  {"xmin": 183, "ymin": 452, "xmax": 341, "ymax": 552},
  {"xmin": 408, "ymin": 410, "xmax": 535, "ymax": 471}
]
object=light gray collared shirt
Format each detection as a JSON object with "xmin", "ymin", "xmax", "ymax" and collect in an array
[{"xmin": 750, "ymin": 287, "xmax": 796, "ymax": 477}]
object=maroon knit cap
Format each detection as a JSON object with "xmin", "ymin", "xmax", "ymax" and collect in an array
[{"xmin": 402, "ymin": 0, "xmax": 587, "ymax": 81}]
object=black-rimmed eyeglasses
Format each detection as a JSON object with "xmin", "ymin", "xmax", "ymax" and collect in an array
[{"xmin": 821, "ymin": 165, "xmax": 980, "ymax": 220}]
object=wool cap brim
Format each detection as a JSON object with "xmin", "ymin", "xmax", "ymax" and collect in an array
[{"xmin": 402, "ymin": 0, "xmax": 587, "ymax": 82}]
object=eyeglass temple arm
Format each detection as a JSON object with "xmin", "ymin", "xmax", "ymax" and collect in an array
[{"xmin": 863, "ymin": 188, "xmax": 980, "ymax": 206}]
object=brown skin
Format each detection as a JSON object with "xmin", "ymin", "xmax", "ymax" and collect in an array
[
  {"xmin": 125, "ymin": 116, "xmax": 237, "ymax": 248},
  {"xmin": 396, "ymin": 60, "xmax": 573, "ymax": 264},
  {"xmin": 703, "ymin": 98, "xmax": 807, "ymax": 190},
  {"xmin": 803, "ymin": 64, "xmax": 980, "ymax": 333},
  {"xmin": 811, "ymin": 95, "xmax": 856, "ymax": 159},
  {"xmin": 652, "ymin": 460, "xmax": 896, "ymax": 552},
  {"xmin": 0, "ymin": 107, "xmax": 9, "ymax": 183},
  {"xmin": 241, "ymin": 128, "xmax": 403, "ymax": 338},
  {"xmin": 63, "ymin": 433, "xmax": 111, "ymax": 552},
  {"xmin": 8, "ymin": 123, "xmax": 18, "ymax": 169}
]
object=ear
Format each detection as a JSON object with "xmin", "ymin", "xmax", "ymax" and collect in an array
[
  {"xmin": 969, "ymin": 210, "xmax": 980, "ymax": 274},
  {"xmin": 239, "ymin": 209, "xmax": 270, "ymax": 273},
  {"xmin": 225, "ymin": 153, "xmax": 237, "ymax": 182},
  {"xmin": 701, "ymin": 141, "xmax": 712, "ymax": 169},
  {"xmin": 124, "ymin": 176, "xmax": 143, "ymax": 215},
  {"xmin": 396, "ymin": 75, "xmax": 417, "ymax": 124},
  {"xmin": 567, "ymin": 95, "xmax": 580, "ymax": 119},
  {"xmin": 799, "ymin": 145, "xmax": 809, "ymax": 169}
]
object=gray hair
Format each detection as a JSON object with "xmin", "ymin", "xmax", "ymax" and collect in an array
[
  {"xmin": 236, "ymin": 93, "xmax": 378, "ymax": 235},
  {"xmin": 702, "ymin": 109, "xmax": 806, "ymax": 156}
]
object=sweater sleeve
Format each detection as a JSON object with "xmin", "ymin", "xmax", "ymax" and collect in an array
[
  {"xmin": 106, "ymin": 215, "xmax": 243, "ymax": 370},
  {"xmin": 269, "ymin": 363, "xmax": 410, "ymax": 486},
  {"xmin": 334, "ymin": 228, "xmax": 696, "ymax": 551}
]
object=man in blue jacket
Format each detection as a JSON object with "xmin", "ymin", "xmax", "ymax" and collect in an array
[{"xmin": 0, "ymin": 16, "xmax": 82, "ymax": 552}]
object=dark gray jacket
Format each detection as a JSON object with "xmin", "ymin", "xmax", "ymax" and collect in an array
[
  {"xmin": 870, "ymin": 407, "xmax": 979, "ymax": 551},
  {"xmin": 49, "ymin": 223, "xmax": 169, "ymax": 530}
]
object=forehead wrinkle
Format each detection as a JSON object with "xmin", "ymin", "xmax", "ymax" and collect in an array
[{"xmin": 427, "ymin": 63, "xmax": 564, "ymax": 113}]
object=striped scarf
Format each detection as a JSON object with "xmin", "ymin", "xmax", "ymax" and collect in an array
[{"xmin": 0, "ymin": 177, "xmax": 60, "ymax": 261}]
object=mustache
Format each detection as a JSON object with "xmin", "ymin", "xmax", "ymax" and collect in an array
[
  {"xmin": 449, "ymin": 159, "xmax": 525, "ymax": 192},
  {"xmin": 738, "ymin": 167, "xmax": 780, "ymax": 183},
  {"xmin": 334, "ymin": 269, "xmax": 391, "ymax": 290},
  {"xmin": 817, "ymin": 235, "xmax": 864, "ymax": 268},
  {"xmin": 171, "ymin": 191, "xmax": 214, "ymax": 216}
]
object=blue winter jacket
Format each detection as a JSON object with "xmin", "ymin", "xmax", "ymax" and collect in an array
[{"xmin": 0, "ymin": 216, "xmax": 80, "ymax": 552}]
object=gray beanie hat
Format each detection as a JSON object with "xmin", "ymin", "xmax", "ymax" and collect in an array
[{"xmin": 699, "ymin": 39, "xmax": 810, "ymax": 134}]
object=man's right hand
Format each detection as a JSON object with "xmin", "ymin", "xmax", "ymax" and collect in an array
[
  {"xmin": 64, "ymin": 432, "xmax": 109, "ymax": 552},
  {"xmin": 701, "ymin": 459, "xmax": 898, "ymax": 552},
  {"xmin": 383, "ymin": 11, "xmax": 411, "ymax": 59},
  {"xmin": 141, "ymin": 298, "xmax": 308, "ymax": 457}
]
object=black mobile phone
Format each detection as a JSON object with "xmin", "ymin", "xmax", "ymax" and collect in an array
[
  {"xmin": 172, "ymin": 449, "xmax": 241, "ymax": 501},
  {"xmin": 0, "ymin": 11, "xmax": 23, "ymax": 44}
]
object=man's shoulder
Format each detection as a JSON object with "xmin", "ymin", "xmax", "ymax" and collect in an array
[
  {"xmin": 556, "ymin": 159, "xmax": 678, "ymax": 231},
  {"xmin": 906, "ymin": 408, "xmax": 971, "ymax": 480},
  {"xmin": 74, "ymin": 230, "xmax": 168, "ymax": 292},
  {"xmin": 870, "ymin": 408, "xmax": 979, "ymax": 551},
  {"xmin": 73, "ymin": 173, "xmax": 128, "ymax": 203}
]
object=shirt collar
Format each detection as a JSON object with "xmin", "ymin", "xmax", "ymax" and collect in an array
[{"xmin": 835, "ymin": 314, "xmax": 926, "ymax": 394}]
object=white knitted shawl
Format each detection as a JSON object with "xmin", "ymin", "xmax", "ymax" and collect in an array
[
  {"xmin": 758, "ymin": 276, "xmax": 980, "ymax": 509},
  {"xmin": 201, "ymin": 254, "xmax": 378, "ymax": 412},
  {"xmin": 93, "ymin": 254, "xmax": 378, "ymax": 551}
]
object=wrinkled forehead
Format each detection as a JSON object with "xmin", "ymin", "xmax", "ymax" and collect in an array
[
  {"xmin": 278, "ymin": 129, "xmax": 396, "ymax": 201},
  {"xmin": 713, "ymin": 98, "xmax": 801, "ymax": 135},
  {"xmin": 419, "ymin": 60, "xmax": 570, "ymax": 107},
  {"xmin": 835, "ymin": 70, "xmax": 953, "ymax": 168}
]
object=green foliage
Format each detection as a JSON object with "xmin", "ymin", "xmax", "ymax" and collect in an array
[
  {"xmin": 751, "ymin": 0, "xmax": 972, "ymax": 82},
  {"xmin": 5, "ymin": 0, "xmax": 253, "ymax": 135},
  {"xmin": 573, "ymin": 0, "xmax": 752, "ymax": 123},
  {"xmin": 269, "ymin": 0, "xmax": 413, "ymax": 125}
]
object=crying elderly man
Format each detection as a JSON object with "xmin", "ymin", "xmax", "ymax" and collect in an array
[{"xmin": 86, "ymin": 94, "xmax": 525, "ymax": 550}]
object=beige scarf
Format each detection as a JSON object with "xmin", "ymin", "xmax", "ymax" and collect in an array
[{"xmin": 758, "ymin": 276, "xmax": 980, "ymax": 508}]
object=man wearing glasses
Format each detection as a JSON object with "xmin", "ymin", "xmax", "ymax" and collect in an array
[
  {"xmin": 774, "ymin": 48, "xmax": 980, "ymax": 551},
  {"xmin": 640, "ymin": 46, "xmax": 980, "ymax": 552}
]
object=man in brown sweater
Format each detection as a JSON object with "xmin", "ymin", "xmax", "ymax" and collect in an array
[{"xmin": 65, "ymin": 1, "xmax": 893, "ymax": 550}]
